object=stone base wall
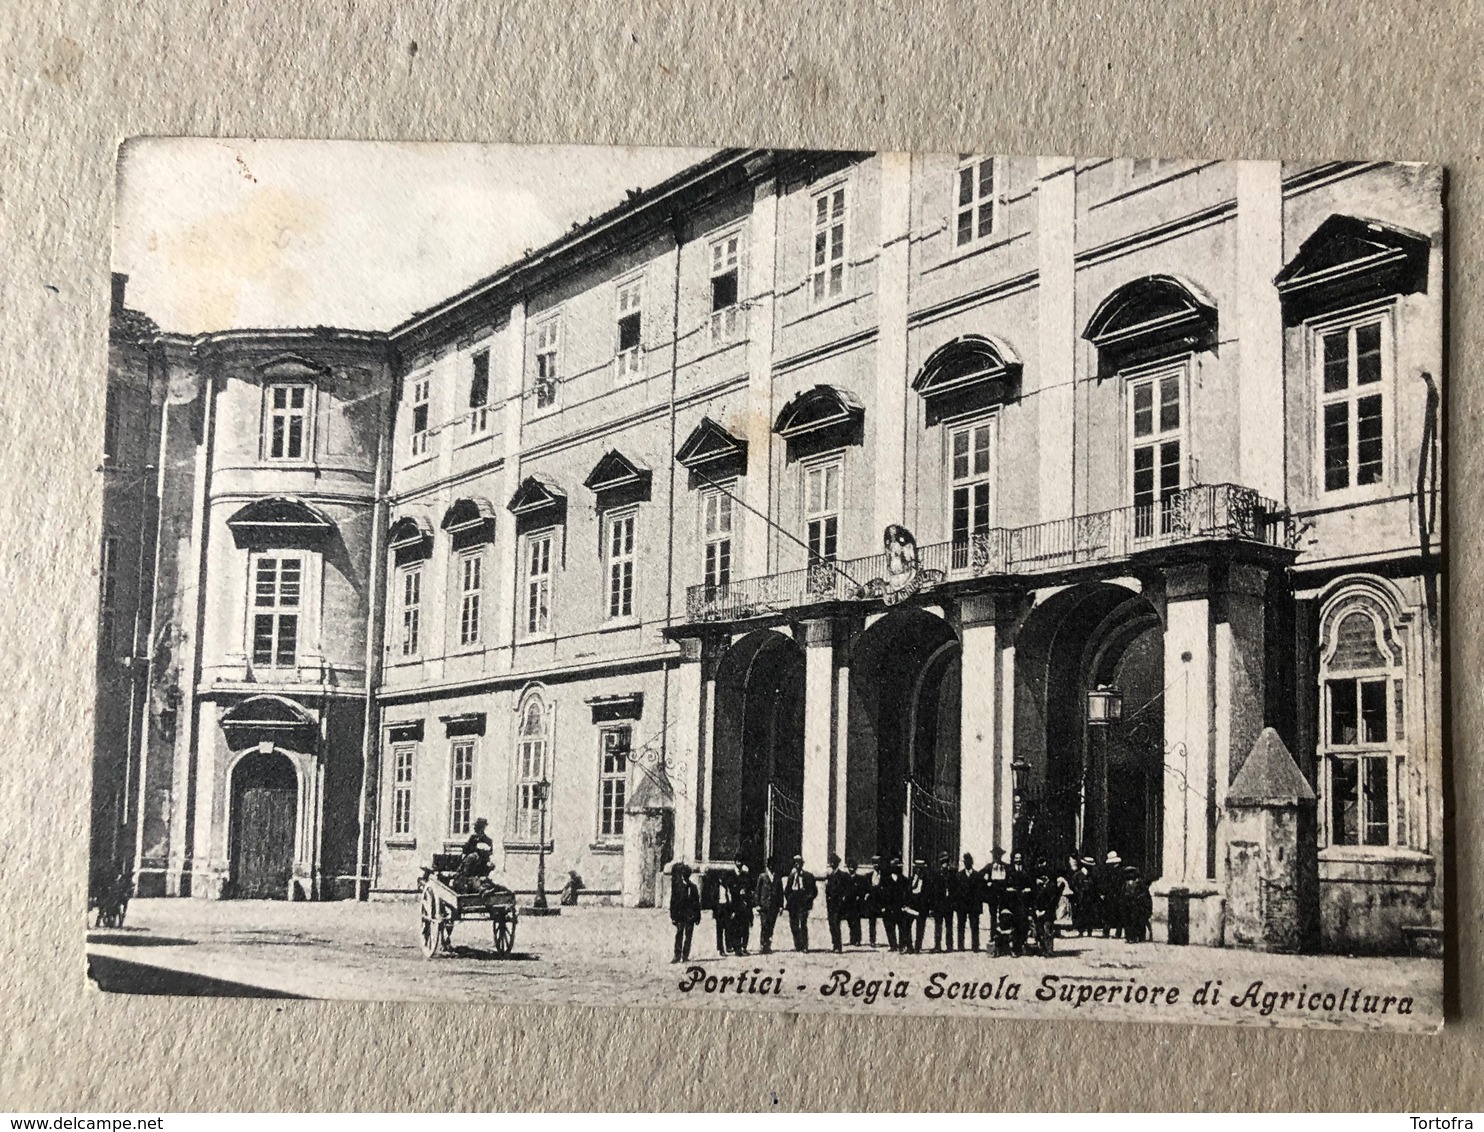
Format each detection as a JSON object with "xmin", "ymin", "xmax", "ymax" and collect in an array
[{"xmin": 1319, "ymin": 849, "xmax": 1437, "ymax": 955}]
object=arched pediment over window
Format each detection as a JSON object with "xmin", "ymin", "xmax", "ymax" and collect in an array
[
  {"xmin": 773, "ymin": 385, "xmax": 865, "ymax": 454},
  {"xmin": 220, "ymin": 694, "xmax": 316, "ymax": 731},
  {"xmin": 388, "ymin": 512, "xmax": 433, "ymax": 553},
  {"xmin": 1083, "ymin": 274, "xmax": 1218, "ymax": 378},
  {"xmin": 1275, "ymin": 214, "xmax": 1430, "ymax": 325},
  {"xmin": 258, "ymin": 354, "xmax": 328, "ymax": 383},
  {"xmin": 439, "ymin": 497, "xmax": 496, "ymax": 551},
  {"xmin": 226, "ymin": 496, "xmax": 333, "ymax": 549},
  {"xmin": 912, "ymin": 334, "xmax": 1022, "ymax": 424}
]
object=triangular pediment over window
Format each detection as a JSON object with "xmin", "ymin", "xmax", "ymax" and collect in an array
[
  {"xmin": 1083, "ymin": 274, "xmax": 1218, "ymax": 378},
  {"xmin": 1275, "ymin": 214, "xmax": 1430, "ymax": 325},
  {"xmin": 583, "ymin": 450, "xmax": 652, "ymax": 495},
  {"xmin": 676, "ymin": 417, "xmax": 748, "ymax": 470},
  {"xmin": 226, "ymin": 497, "xmax": 333, "ymax": 549},
  {"xmin": 506, "ymin": 474, "xmax": 567, "ymax": 517},
  {"xmin": 912, "ymin": 334, "xmax": 1022, "ymax": 424},
  {"xmin": 773, "ymin": 384, "xmax": 866, "ymax": 441}
]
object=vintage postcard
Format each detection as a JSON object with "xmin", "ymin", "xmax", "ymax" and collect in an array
[{"xmin": 89, "ymin": 140, "xmax": 1444, "ymax": 1031}]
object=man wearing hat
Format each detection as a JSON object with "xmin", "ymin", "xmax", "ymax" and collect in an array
[
  {"xmin": 824, "ymin": 852, "xmax": 851, "ymax": 953},
  {"xmin": 906, "ymin": 858, "xmax": 930, "ymax": 953},
  {"xmin": 863, "ymin": 856, "xmax": 886, "ymax": 948},
  {"xmin": 754, "ymin": 855, "xmax": 783, "ymax": 955},
  {"xmin": 953, "ymin": 852, "xmax": 982, "ymax": 952},
  {"xmin": 986, "ymin": 846, "xmax": 1009, "ymax": 923},
  {"xmin": 882, "ymin": 858, "xmax": 906, "ymax": 951},
  {"xmin": 782, "ymin": 853, "xmax": 817, "ymax": 952},
  {"xmin": 669, "ymin": 863, "xmax": 702, "ymax": 963},
  {"xmin": 930, "ymin": 852, "xmax": 954, "ymax": 952},
  {"xmin": 1097, "ymin": 850, "xmax": 1124, "ymax": 938},
  {"xmin": 843, "ymin": 858, "xmax": 864, "ymax": 946}
]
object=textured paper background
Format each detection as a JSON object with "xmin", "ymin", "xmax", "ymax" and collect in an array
[{"xmin": 2, "ymin": 0, "xmax": 1481, "ymax": 1111}]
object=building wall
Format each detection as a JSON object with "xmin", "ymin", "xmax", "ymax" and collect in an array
[{"xmin": 95, "ymin": 151, "xmax": 1443, "ymax": 952}]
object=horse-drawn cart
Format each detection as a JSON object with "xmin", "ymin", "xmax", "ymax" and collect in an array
[{"xmin": 418, "ymin": 854, "xmax": 519, "ymax": 959}]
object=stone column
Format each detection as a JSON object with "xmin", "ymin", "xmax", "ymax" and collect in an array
[
  {"xmin": 1153, "ymin": 563, "xmax": 1217, "ymax": 942},
  {"xmin": 190, "ymin": 701, "xmax": 222, "ymax": 899},
  {"xmin": 873, "ymin": 151, "xmax": 912, "ymax": 534},
  {"xmin": 1154, "ymin": 560, "xmax": 1272, "ymax": 945},
  {"xmin": 1215, "ymin": 562, "xmax": 1270, "ymax": 793},
  {"xmin": 672, "ymin": 635, "xmax": 720, "ymax": 866},
  {"xmin": 800, "ymin": 618, "xmax": 840, "ymax": 870},
  {"xmin": 959, "ymin": 594, "xmax": 1016, "ymax": 861}
]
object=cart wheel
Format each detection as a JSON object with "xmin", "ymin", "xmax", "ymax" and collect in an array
[
  {"xmin": 420, "ymin": 888, "xmax": 443, "ymax": 959},
  {"xmin": 492, "ymin": 914, "xmax": 516, "ymax": 956}
]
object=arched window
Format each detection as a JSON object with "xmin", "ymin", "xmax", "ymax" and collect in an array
[
  {"xmin": 1319, "ymin": 589, "xmax": 1406, "ymax": 848},
  {"xmin": 514, "ymin": 694, "xmax": 551, "ymax": 842}
]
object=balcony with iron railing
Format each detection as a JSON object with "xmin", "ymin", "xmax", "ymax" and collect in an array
[{"xmin": 684, "ymin": 483, "xmax": 1291, "ymax": 625}]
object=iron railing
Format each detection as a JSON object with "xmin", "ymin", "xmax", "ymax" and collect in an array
[{"xmin": 684, "ymin": 483, "xmax": 1286, "ymax": 623}]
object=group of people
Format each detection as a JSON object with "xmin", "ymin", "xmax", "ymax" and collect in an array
[
  {"xmin": 669, "ymin": 854, "xmax": 819, "ymax": 963},
  {"xmin": 669, "ymin": 847, "xmax": 1154, "ymax": 963}
]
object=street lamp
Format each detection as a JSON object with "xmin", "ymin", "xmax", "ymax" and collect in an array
[
  {"xmin": 1087, "ymin": 684, "xmax": 1124, "ymax": 725},
  {"xmin": 533, "ymin": 778, "xmax": 551, "ymax": 910}
]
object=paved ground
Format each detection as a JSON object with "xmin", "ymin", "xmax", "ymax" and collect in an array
[{"xmin": 86, "ymin": 897, "xmax": 1442, "ymax": 1033}]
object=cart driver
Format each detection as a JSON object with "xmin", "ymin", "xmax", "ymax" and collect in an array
[{"xmin": 459, "ymin": 817, "xmax": 494, "ymax": 879}]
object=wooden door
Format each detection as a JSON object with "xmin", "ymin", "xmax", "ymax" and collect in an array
[{"xmin": 232, "ymin": 754, "xmax": 297, "ymax": 899}]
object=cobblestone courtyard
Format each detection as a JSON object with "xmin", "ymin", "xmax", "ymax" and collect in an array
[{"xmin": 86, "ymin": 897, "xmax": 1441, "ymax": 1033}]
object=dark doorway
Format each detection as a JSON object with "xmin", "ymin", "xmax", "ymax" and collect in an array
[
  {"xmin": 709, "ymin": 630, "xmax": 806, "ymax": 870},
  {"xmin": 231, "ymin": 752, "xmax": 297, "ymax": 899},
  {"xmin": 847, "ymin": 609, "xmax": 961, "ymax": 866},
  {"xmin": 1091, "ymin": 621, "xmax": 1165, "ymax": 877}
]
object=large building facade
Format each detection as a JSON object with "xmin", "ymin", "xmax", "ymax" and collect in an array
[{"xmin": 94, "ymin": 150, "xmax": 1443, "ymax": 953}]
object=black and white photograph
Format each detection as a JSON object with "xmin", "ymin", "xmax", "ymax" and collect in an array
[{"xmin": 87, "ymin": 140, "xmax": 1445, "ymax": 1032}]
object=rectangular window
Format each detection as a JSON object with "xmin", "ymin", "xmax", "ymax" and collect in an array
[
  {"xmin": 266, "ymin": 384, "xmax": 310, "ymax": 460},
  {"xmin": 399, "ymin": 566, "xmax": 421, "ymax": 657},
  {"xmin": 409, "ymin": 377, "xmax": 431, "ymax": 456},
  {"xmin": 449, "ymin": 740, "xmax": 475, "ymax": 837},
  {"xmin": 605, "ymin": 512, "xmax": 636, "ymax": 620},
  {"xmin": 534, "ymin": 318, "xmax": 560, "ymax": 410},
  {"xmin": 251, "ymin": 556, "xmax": 301, "ymax": 669},
  {"xmin": 949, "ymin": 420, "xmax": 993, "ymax": 568},
  {"xmin": 458, "ymin": 552, "xmax": 483, "ymax": 646},
  {"xmin": 1318, "ymin": 315, "xmax": 1388, "ymax": 492},
  {"xmin": 805, "ymin": 459, "xmax": 842, "ymax": 563},
  {"xmin": 598, "ymin": 726, "xmax": 629, "ymax": 839},
  {"xmin": 1129, "ymin": 369, "xmax": 1184, "ymax": 538},
  {"xmin": 1325, "ymin": 675, "xmax": 1396, "ymax": 846},
  {"xmin": 810, "ymin": 185, "xmax": 848, "ymax": 303},
  {"xmin": 469, "ymin": 349, "xmax": 490, "ymax": 434},
  {"xmin": 391, "ymin": 745, "xmax": 415, "ymax": 837},
  {"xmin": 515, "ymin": 712, "xmax": 548, "ymax": 842},
  {"xmin": 955, "ymin": 156, "xmax": 996, "ymax": 247},
  {"xmin": 99, "ymin": 536, "xmax": 118, "ymax": 653},
  {"xmin": 615, "ymin": 279, "xmax": 643, "ymax": 380},
  {"xmin": 709, "ymin": 231, "xmax": 742, "ymax": 342},
  {"xmin": 525, "ymin": 532, "xmax": 553, "ymax": 635},
  {"xmin": 702, "ymin": 487, "xmax": 734, "ymax": 593}
]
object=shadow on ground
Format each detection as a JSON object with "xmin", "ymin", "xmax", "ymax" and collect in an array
[{"xmin": 87, "ymin": 953, "xmax": 302, "ymax": 998}]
